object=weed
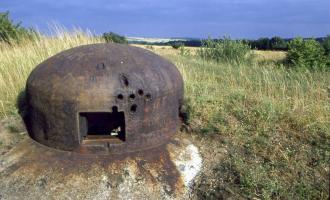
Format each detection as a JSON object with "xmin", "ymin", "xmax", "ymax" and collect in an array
[
  {"xmin": 6, "ymin": 124, "xmax": 20, "ymax": 133},
  {"xmin": 102, "ymin": 32, "xmax": 127, "ymax": 44},
  {"xmin": 287, "ymin": 37, "xmax": 329, "ymax": 71},
  {"xmin": 179, "ymin": 46, "xmax": 191, "ymax": 57},
  {"xmin": 198, "ymin": 37, "xmax": 253, "ymax": 65}
]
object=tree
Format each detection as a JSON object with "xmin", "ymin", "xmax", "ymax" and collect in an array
[
  {"xmin": 0, "ymin": 11, "xmax": 37, "ymax": 44},
  {"xmin": 321, "ymin": 35, "xmax": 330, "ymax": 56},
  {"xmin": 256, "ymin": 38, "xmax": 271, "ymax": 50},
  {"xmin": 287, "ymin": 37, "xmax": 328, "ymax": 70},
  {"xmin": 198, "ymin": 37, "xmax": 252, "ymax": 64},
  {"xmin": 171, "ymin": 41, "xmax": 184, "ymax": 49},
  {"xmin": 270, "ymin": 36, "xmax": 287, "ymax": 50},
  {"xmin": 103, "ymin": 32, "xmax": 127, "ymax": 44}
]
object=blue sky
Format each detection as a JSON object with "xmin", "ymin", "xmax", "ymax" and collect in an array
[{"xmin": 1, "ymin": 0, "xmax": 329, "ymax": 39}]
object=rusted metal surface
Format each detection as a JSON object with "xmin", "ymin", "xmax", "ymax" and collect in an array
[{"xmin": 23, "ymin": 43, "xmax": 184, "ymax": 154}]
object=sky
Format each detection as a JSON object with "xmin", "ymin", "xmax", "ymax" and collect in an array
[{"xmin": 1, "ymin": 0, "xmax": 330, "ymax": 39}]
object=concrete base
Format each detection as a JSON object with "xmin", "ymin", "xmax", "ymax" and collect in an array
[{"xmin": 0, "ymin": 134, "xmax": 202, "ymax": 200}]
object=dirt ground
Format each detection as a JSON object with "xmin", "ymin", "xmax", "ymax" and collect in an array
[{"xmin": 0, "ymin": 117, "xmax": 26, "ymax": 156}]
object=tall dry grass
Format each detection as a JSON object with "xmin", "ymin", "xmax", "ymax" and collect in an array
[{"xmin": 0, "ymin": 26, "xmax": 104, "ymax": 117}]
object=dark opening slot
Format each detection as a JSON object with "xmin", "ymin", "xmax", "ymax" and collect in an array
[
  {"xmin": 120, "ymin": 74, "xmax": 129, "ymax": 87},
  {"xmin": 79, "ymin": 107, "xmax": 125, "ymax": 142},
  {"xmin": 145, "ymin": 93, "xmax": 151, "ymax": 101}
]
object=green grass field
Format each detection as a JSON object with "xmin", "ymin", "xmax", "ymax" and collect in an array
[
  {"xmin": 0, "ymin": 31, "xmax": 329, "ymax": 199},
  {"xmin": 170, "ymin": 54, "xmax": 329, "ymax": 199}
]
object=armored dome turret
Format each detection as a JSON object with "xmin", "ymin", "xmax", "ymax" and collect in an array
[{"xmin": 24, "ymin": 43, "xmax": 183, "ymax": 154}]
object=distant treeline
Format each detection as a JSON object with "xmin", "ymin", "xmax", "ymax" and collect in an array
[
  {"xmin": 130, "ymin": 40, "xmax": 203, "ymax": 47},
  {"xmin": 130, "ymin": 36, "xmax": 329, "ymax": 51}
]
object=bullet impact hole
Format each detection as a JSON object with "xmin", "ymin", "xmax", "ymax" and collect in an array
[
  {"xmin": 96, "ymin": 63, "xmax": 105, "ymax": 70},
  {"xmin": 117, "ymin": 94, "xmax": 124, "ymax": 100},
  {"xmin": 130, "ymin": 104, "xmax": 137, "ymax": 113},
  {"xmin": 129, "ymin": 94, "xmax": 135, "ymax": 100},
  {"xmin": 138, "ymin": 89, "xmax": 144, "ymax": 95}
]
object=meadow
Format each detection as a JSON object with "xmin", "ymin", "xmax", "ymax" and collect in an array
[{"xmin": 0, "ymin": 30, "xmax": 329, "ymax": 199}]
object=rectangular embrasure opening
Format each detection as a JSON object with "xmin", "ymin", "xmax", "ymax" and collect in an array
[{"xmin": 79, "ymin": 108, "xmax": 125, "ymax": 144}]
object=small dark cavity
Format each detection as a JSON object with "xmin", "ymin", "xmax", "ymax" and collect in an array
[
  {"xmin": 96, "ymin": 63, "xmax": 106, "ymax": 70},
  {"xmin": 138, "ymin": 89, "xmax": 144, "ymax": 95},
  {"xmin": 129, "ymin": 94, "xmax": 135, "ymax": 100},
  {"xmin": 130, "ymin": 104, "xmax": 137, "ymax": 113},
  {"xmin": 117, "ymin": 94, "xmax": 124, "ymax": 100},
  {"xmin": 112, "ymin": 106, "xmax": 118, "ymax": 112},
  {"xmin": 145, "ymin": 93, "xmax": 151, "ymax": 101},
  {"xmin": 120, "ymin": 74, "xmax": 129, "ymax": 87}
]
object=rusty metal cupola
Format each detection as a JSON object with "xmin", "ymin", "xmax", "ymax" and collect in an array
[{"xmin": 24, "ymin": 43, "xmax": 183, "ymax": 155}]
